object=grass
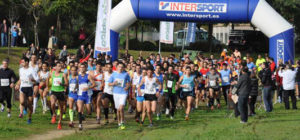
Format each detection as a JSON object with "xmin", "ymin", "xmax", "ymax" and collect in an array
[{"xmin": 57, "ymin": 103, "xmax": 300, "ymax": 140}]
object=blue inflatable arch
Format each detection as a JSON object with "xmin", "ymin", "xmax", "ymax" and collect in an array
[{"xmin": 96, "ymin": 0, "xmax": 294, "ymax": 64}]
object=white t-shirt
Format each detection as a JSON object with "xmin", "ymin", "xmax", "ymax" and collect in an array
[
  {"xmin": 144, "ymin": 76, "xmax": 157, "ymax": 95},
  {"xmin": 19, "ymin": 67, "xmax": 39, "ymax": 88},
  {"xmin": 104, "ymin": 72, "xmax": 113, "ymax": 95}
]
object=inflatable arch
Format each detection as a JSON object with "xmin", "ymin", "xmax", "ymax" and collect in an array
[{"xmin": 95, "ymin": 0, "xmax": 294, "ymax": 64}]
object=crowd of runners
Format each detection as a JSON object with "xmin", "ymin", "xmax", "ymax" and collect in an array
[{"xmin": 0, "ymin": 46, "xmax": 299, "ymax": 130}]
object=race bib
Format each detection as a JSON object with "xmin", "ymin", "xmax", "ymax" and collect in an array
[
  {"xmin": 78, "ymin": 83, "xmax": 88, "ymax": 96},
  {"xmin": 0, "ymin": 79, "xmax": 9, "ymax": 86},
  {"xmin": 146, "ymin": 83, "xmax": 155, "ymax": 93},
  {"xmin": 69, "ymin": 83, "xmax": 76, "ymax": 92},
  {"xmin": 183, "ymin": 84, "xmax": 192, "ymax": 91},
  {"xmin": 53, "ymin": 78, "xmax": 62, "ymax": 86},
  {"xmin": 210, "ymin": 81, "xmax": 216, "ymax": 87},
  {"xmin": 167, "ymin": 80, "xmax": 173, "ymax": 88},
  {"xmin": 222, "ymin": 77, "xmax": 229, "ymax": 83},
  {"xmin": 21, "ymin": 79, "xmax": 30, "ymax": 85},
  {"xmin": 115, "ymin": 79, "xmax": 124, "ymax": 87},
  {"xmin": 95, "ymin": 81, "xmax": 102, "ymax": 90}
]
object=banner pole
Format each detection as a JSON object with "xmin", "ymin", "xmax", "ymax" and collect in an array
[{"xmin": 181, "ymin": 22, "xmax": 187, "ymax": 57}]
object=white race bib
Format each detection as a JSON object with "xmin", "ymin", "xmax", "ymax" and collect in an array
[
  {"xmin": 69, "ymin": 83, "xmax": 76, "ymax": 92},
  {"xmin": 0, "ymin": 79, "xmax": 9, "ymax": 86},
  {"xmin": 210, "ymin": 80, "xmax": 216, "ymax": 87},
  {"xmin": 183, "ymin": 84, "xmax": 192, "ymax": 91},
  {"xmin": 115, "ymin": 79, "xmax": 124, "ymax": 87},
  {"xmin": 222, "ymin": 77, "xmax": 229, "ymax": 83},
  {"xmin": 53, "ymin": 78, "xmax": 62, "ymax": 86},
  {"xmin": 78, "ymin": 83, "xmax": 88, "ymax": 96},
  {"xmin": 167, "ymin": 80, "xmax": 173, "ymax": 88}
]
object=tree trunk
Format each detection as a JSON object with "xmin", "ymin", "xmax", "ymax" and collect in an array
[
  {"xmin": 208, "ymin": 24, "xmax": 213, "ymax": 54},
  {"xmin": 57, "ymin": 13, "xmax": 61, "ymax": 39},
  {"xmin": 135, "ymin": 24, "xmax": 138, "ymax": 40},
  {"xmin": 141, "ymin": 25, "xmax": 144, "ymax": 42},
  {"xmin": 126, "ymin": 27, "xmax": 129, "ymax": 50}
]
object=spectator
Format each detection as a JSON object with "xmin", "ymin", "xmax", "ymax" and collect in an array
[
  {"xmin": 17, "ymin": 23, "xmax": 22, "ymax": 46},
  {"xmin": 235, "ymin": 67, "xmax": 251, "ymax": 123},
  {"xmin": 85, "ymin": 44, "xmax": 93, "ymax": 57},
  {"xmin": 43, "ymin": 48, "xmax": 56, "ymax": 67},
  {"xmin": 259, "ymin": 62, "xmax": 274, "ymax": 112},
  {"xmin": 296, "ymin": 61, "xmax": 300, "ymax": 98},
  {"xmin": 76, "ymin": 45, "xmax": 86, "ymax": 60},
  {"xmin": 246, "ymin": 58, "xmax": 255, "ymax": 71},
  {"xmin": 269, "ymin": 58, "xmax": 276, "ymax": 72},
  {"xmin": 256, "ymin": 54, "xmax": 266, "ymax": 72},
  {"xmin": 48, "ymin": 26, "xmax": 57, "ymax": 48},
  {"xmin": 59, "ymin": 45, "xmax": 68, "ymax": 61},
  {"xmin": 11, "ymin": 27, "xmax": 18, "ymax": 47},
  {"xmin": 0, "ymin": 19, "xmax": 8, "ymax": 46},
  {"xmin": 78, "ymin": 27, "xmax": 86, "ymax": 41},
  {"xmin": 233, "ymin": 49, "xmax": 241, "ymax": 58},
  {"xmin": 29, "ymin": 43, "xmax": 37, "ymax": 56},
  {"xmin": 279, "ymin": 64, "xmax": 297, "ymax": 109},
  {"xmin": 10, "ymin": 22, "xmax": 17, "ymax": 34},
  {"xmin": 249, "ymin": 72, "xmax": 258, "ymax": 116}
]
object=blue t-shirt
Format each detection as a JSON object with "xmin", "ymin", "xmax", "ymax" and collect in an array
[
  {"xmin": 153, "ymin": 73, "xmax": 163, "ymax": 94},
  {"xmin": 12, "ymin": 31, "xmax": 17, "ymax": 37},
  {"xmin": 88, "ymin": 65, "xmax": 96, "ymax": 71},
  {"xmin": 220, "ymin": 69, "xmax": 231, "ymax": 86},
  {"xmin": 108, "ymin": 71, "xmax": 131, "ymax": 95},
  {"xmin": 247, "ymin": 62, "xmax": 256, "ymax": 70}
]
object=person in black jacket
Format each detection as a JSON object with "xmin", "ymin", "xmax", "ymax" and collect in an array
[
  {"xmin": 258, "ymin": 62, "xmax": 274, "ymax": 112},
  {"xmin": 0, "ymin": 58, "xmax": 17, "ymax": 117},
  {"xmin": 235, "ymin": 67, "xmax": 252, "ymax": 123},
  {"xmin": 249, "ymin": 72, "xmax": 258, "ymax": 116}
]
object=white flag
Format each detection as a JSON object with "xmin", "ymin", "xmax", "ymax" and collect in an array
[
  {"xmin": 94, "ymin": 0, "xmax": 112, "ymax": 55},
  {"xmin": 160, "ymin": 21, "xmax": 174, "ymax": 44}
]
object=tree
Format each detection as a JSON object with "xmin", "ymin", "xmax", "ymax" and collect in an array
[{"xmin": 20, "ymin": 0, "xmax": 49, "ymax": 47}]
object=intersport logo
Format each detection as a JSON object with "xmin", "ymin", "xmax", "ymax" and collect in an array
[{"xmin": 159, "ymin": 1, "xmax": 227, "ymax": 13}]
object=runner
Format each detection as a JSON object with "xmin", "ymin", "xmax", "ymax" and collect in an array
[
  {"xmin": 108, "ymin": 63, "xmax": 131, "ymax": 130},
  {"xmin": 178, "ymin": 66, "xmax": 197, "ymax": 120},
  {"xmin": 77, "ymin": 63, "xmax": 95, "ymax": 130},
  {"xmin": 0, "ymin": 58, "xmax": 17, "ymax": 117},
  {"xmin": 101, "ymin": 63, "xmax": 116, "ymax": 124},
  {"xmin": 163, "ymin": 65, "xmax": 179, "ymax": 119},
  {"xmin": 138, "ymin": 66, "xmax": 162, "ymax": 127},
  {"xmin": 29, "ymin": 54, "xmax": 40, "ymax": 114},
  {"xmin": 92, "ymin": 62, "xmax": 104, "ymax": 124},
  {"xmin": 67, "ymin": 66, "xmax": 78, "ymax": 128},
  {"xmin": 131, "ymin": 64, "xmax": 144, "ymax": 122},
  {"xmin": 206, "ymin": 68, "xmax": 222, "ymax": 110},
  {"xmin": 47, "ymin": 62, "xmax": 68, "ymax": 130},
  {"xmin": 38, "ymin": 62, "xmax": 50, "ymax": 114},
  {"xmin": 153, "ymin": 65, "xmax": 164, "ymax": 121},
  {"xmin": 15, "ymin": 57, "xmax": 39, "ymax": 124},
  {"xmin": 220, "ymin": 63, "xmax": 231, "ymax": 105}
]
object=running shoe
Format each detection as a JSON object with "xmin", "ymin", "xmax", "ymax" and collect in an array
[
  {"xmin": 79, "ymin": 124, "xmax": 83, "ymax": 131},
  {"xmin": 19, "ymin": 114, "xmax": 23, "ymax": 118},
  {"xmin": 69, "ymin": 122, "xmax": 74, "ymax": 128},
  {"xmin": 148, "ymin": 123, "xmax": 153, "ymax": 128},
  {"xmin": 156, "ymin": 115, "xmax": 161, "ymax": 121},
  {"xmin": 105, "ymin": 120, "xmax": 109, "ymax": 125},
  {"xmin": 27, "ymin": 119, "xmax": 32, "ymax": 124},
  {"xmin": 135, "ymin": 118, "xmax": 140, "ymax": 123},
  {"xmin": 210, "ymin": 106, "xmax": 214, "ymax": 111},
  {"xmin": 23, "ymin": 109, "xmax": 27, "ymax": 115},
  {"xmin": 185, "ymin": 116, "xmax": 189, "ymax": 121},
  {"xmin": 217, "ymin": 104, "xmax": 221, "ymax": 109},
  {"xmin": 57, "ymin": 123, "xmax": 62, "ymax": 130},
  {"xmin": 62, "ymin": 114, "xmax": 66, "ymax": 119},
  {"xmin": 7, "ymin": 113, "xmax": 11, "ymax": 118},
  {"xmin": 170, "ymin": 116, "xmax": 174, "ymax": 120},
  {"xmin": 51, "ymin": 116, "xmax": 56, "ymax": 124},
  {"xmin": 96, "ymin": 118, "xmax": 100, "ymax": 124},
  {"xmin": 120, "ymin": 123, "xmax": 126, "ymax": 130},
  {"xmin": 1, "ymin": 104, "xmax": 4, "ymax": 112}
]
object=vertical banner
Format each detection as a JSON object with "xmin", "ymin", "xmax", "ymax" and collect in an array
[
  {"xmin": 94, "ymin": 0, "xmax": 112, "ymax": 58},
  {"xmin": 159, "ymin": 21, "xmax": 174, "ymax": 44},
  {"xmin": 186, "ymin": 22, "xmax": 196, "ymax": 43}
]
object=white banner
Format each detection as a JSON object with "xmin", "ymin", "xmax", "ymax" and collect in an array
[
  {"xmin": 94, "ymin": 0, "xmax": 112, "ymax": 53},
  {"xmin": 160, "ymin": 21, "xmax": 174, "ymax": 44}
]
